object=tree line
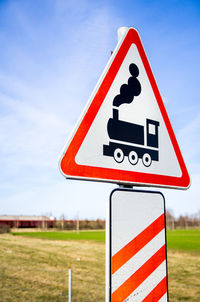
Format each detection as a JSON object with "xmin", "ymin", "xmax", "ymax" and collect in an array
[
  {"xmin": 166, "ymin": 210, "xmax": 200, "ymax": 229},
  {"xmin": 55, "ymin": 218, "xmax": 105, "ymax": 230}
]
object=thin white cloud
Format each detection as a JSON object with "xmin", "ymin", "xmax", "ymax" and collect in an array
[{"xmin": 0, "ymin": 92, "xmax": 70, "ymax": 169}]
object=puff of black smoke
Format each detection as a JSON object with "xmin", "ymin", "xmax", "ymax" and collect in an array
[{"xmin": 113, "ymin": 63, "xmax": 141, "ymax": 107}]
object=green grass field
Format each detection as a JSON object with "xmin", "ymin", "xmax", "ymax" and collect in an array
[
  {"xmin": 12, "ymin": 229, "xmax": 200, "ymax": 253},
  {"xmin": 167, "ymin": 229, "xmax": 200, "ymax": 253},
  {"xmin": 12, "ymin": 230, "xmax": 105, "ymax": 242},
  {"xmin": 0, "ymin": 229, "xmax": 199, "ymax": 301}
]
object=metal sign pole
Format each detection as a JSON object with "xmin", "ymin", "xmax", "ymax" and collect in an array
[{"xmin": 68, "ymin": 269, "xmax": 72, "ymax": 302}]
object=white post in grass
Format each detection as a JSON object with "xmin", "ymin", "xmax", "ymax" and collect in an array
[{"xmin": 68, "ymin": 269, "xmax": 72, "ymax": 302}]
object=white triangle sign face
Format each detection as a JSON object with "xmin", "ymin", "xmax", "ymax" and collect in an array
[{"xmin": 59, "ymin": 28, "xmax": 190, "ymax": 189}]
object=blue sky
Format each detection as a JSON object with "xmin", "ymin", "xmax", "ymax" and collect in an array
[{"xmin": 0, "ymin": 0, "xmax": 200, "ymax": 219}]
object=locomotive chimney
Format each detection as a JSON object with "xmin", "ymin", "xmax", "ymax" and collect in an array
[{"xmin": 113, "ymin": 108, "xmax": 119, "ymax": 120}]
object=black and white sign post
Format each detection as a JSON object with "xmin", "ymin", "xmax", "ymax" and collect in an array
[{"xmin": 59, "ymin": 27, "xmax": 190, "ymax": 301}]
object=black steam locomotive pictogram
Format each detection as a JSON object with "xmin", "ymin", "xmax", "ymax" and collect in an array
[{"xmin": 103, "ymin": 63, "xmax": 159, "ymax": 167}]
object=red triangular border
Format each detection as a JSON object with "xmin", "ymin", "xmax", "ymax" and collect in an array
[{"xmin": 59, "ymin": 28, "xmax": 190, "ymax": 189}]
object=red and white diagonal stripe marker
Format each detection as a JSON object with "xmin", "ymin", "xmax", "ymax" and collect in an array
[{"xmin": 107, "ymin": 189, "xmax": 168, "ymax": 302}]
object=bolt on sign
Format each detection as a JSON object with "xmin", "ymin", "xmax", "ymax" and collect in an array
[
  {"xmin": 59, "ymin": 27, "xmax": 190, "ymax": 189},
  {"xmin": 107, "ymin": 189, "xmax": 168, "ymax": 301}
]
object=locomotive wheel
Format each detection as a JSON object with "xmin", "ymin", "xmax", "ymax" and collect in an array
[
  {"xmin": 114, "ymin": 148, "xmax": 124, "ymax": 163},
  {"xmin": 128, "ymin": 151, "xmax": 138, "ymax": 165},
  {"xmin": 142, "ymin": 153, "xmax": 152, "ymax": 167}
]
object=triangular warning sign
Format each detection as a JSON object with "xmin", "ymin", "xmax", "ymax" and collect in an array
[{"xmin": 59, "ymin": 28, "xmax": 190, "ymax": 189}]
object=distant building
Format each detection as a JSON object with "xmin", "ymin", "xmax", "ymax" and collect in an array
[{"xmin": 0, "ymin": 215, "xmax": 55, "ymax": 228}]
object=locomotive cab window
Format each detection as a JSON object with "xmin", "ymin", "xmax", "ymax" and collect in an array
[{"xmin": 148, "ymin": 123, "xmax": 156, "ymax": 135}]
